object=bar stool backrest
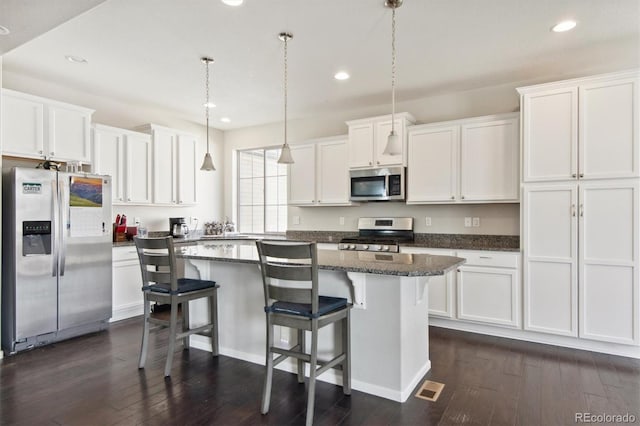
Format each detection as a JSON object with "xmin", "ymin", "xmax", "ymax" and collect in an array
[{"xmin": 134, "ymin": 236, "xmax": 178, "ymax": 293}]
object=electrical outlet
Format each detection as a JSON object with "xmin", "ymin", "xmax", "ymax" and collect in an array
[
  {"xmin": 425, "ymin": 217, "xmax": 432, "ymax": 226},
  {"xmin": 472, "ymin": 217, "xmax": 480, "ymax": 227},
  {"xmin": 464, "ymin": 217, "xmax": 472, "ymax": 227},
  {"xmin": 339, "ymin": 217, "xmax": 345, "ymax": 225},
  {"xmin": 293, "ymin": 216, "xmax": 300, "ymax": 225},
  {"xmin": 134, "ymin": 217, "xmax": 140, "ymax": 225}
]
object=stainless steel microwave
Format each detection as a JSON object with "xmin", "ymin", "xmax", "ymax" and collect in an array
[{"xmin": 349, "ymin": 167, "xmax": 405, "ymax": 201}]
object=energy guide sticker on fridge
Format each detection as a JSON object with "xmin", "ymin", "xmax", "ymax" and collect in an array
[{"xmin": 69, "ymin": 176, "xmax": 104, "ymax": 237}]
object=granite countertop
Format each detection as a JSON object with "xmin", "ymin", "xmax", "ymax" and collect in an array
[{"xmin": 176, "ymin": 240, "xmax": 465, "ymax": 277}]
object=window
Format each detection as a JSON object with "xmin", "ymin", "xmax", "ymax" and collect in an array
[{"xmin": 238, "ymin": 148, "xmax": 287, "ymax": 233}]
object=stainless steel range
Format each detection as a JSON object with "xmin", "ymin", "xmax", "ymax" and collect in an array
[{"xmin": 338, "ymin": 217, "xmax": 414, "ymax": 253}]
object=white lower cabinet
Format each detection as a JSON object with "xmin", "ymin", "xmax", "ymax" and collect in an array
[
  {"xmin": 523, "ymin": 180, "xmax": 639, "ymax": 345},
  {"xmin": 456, "ymin": 250, "xmax": 521, "ymax": 328},
  {"xmin": 401, "ymin": 247, "xmax": 456, "ymax": 318},
  {"xmin": 112, "ymin": 246, "xmax": 144, "ymax": 322}
]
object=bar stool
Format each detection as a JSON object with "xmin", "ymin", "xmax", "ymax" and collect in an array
[
  {"xmin": 255, "ymin": 240, "xmax": 351, "ymax": 426},
  {"xmin": 134, "ymin": 236, "xmax": 219, "ymax": 377}
]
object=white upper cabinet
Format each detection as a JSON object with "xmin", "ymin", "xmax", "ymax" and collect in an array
[
  {"xmin": 346, "ymin": 113, "xmax": 415, "ymax": 169},
  {"xmin": 518, "ymin": 70, "xmax": 639, "ymax": 182},
  {"xmin": 2, "ymin": 89, "xmax": 93, "ymax": 163},
  {"xmin": 92, "ymin": 124, "xmax": 151, "ymax": 205},
  {"xmin": 407, "ymin": 113, "xmax": 519, "ymax": 204},
  {"xmin": 288, "ymin": 136, "xmax": 354, "ymax": 206},
  {"xmin": 136, "ymin": 124, "xmax": 198, "ymax": 206}
]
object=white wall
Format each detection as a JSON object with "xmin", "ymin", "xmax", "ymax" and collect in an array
[
  {"xmin": 2, "ymin": 70, "xmax": 225, "ymax": 233},
  {"xmin": 224, "ymin": 80, "xmax": 523, "ymax": 235}
]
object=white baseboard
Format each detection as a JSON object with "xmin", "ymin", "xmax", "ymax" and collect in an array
[
  {"xmin": 430, "ymin": 318, "xmax": 640, "ymax": 359},
  {"xmin": 110, "ymin": 303, "xmax": 143, "ymax": 323},
  {"xmin": 190, "ymin": 335, "xmax": 430, "ymax": 402}
]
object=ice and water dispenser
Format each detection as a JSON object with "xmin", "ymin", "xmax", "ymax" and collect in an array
[{"xmin": 22, "ymin": 220, "xmax": 52, "ymax": 256}]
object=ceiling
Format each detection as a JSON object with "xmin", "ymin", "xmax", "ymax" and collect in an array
[{"xmin": 2, "ymin": 0, "xmax": 639, "ymax": 130}]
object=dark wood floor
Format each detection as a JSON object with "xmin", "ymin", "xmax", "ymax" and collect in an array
[{"xmin": 1, "ymin": 319, "xmax": 639, "ymax": 426}]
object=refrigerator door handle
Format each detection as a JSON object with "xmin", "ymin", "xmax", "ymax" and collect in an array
[
  {"xmin": 51, "ymin": 179, "xmax": 59, "ymax": 277},
  {"xmin": 59, "ymin": 178, "xmax": 67, "ymax": 276}
]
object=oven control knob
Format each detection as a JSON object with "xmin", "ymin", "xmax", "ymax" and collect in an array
[
  {"xmin": 349, "ymin": 244, "xmax": 356, "ymax": 250},
  {"xmin": 363, "ymin": 245, "xmax": 369, "ymax": 250},
  {"xmin": 382, "ymin": 245, "xmax": 389, "ymax": 251},
  {"xmin": 377, "ymin": 246, "xmax": 383, "ymax": 251}
]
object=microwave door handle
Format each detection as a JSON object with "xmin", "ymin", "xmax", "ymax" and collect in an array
[
  {"xmin": 385, "ymin": 174, "xmax": 391, "ymax": 196},
  {"xmin": 51, "ymin": 179, "xmax": 59, "ymax": 277}
]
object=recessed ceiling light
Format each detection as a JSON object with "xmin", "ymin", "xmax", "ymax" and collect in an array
[
  {"xmin": 221, "ymin": 0, "xmax": 243, "ymax": 6},
  {"xmin": 552, "ymin": 20, "xmax": 577, "ymax": 32},
  {"xmin": 0, "ymin": 25, "xmax": 10, "ymax": 36},
  {"xmin": 65, "ymin": 55, "xmax": 88, "ymax": 64},
  {"xmin": 334, "ymin": 71, "xmax": 350, "ymax": 81},
  {"xmin": 220, "ymin": 117, "xmax": 231, "ymax": 123},
  {"xmin": 204, "ymin": 102, "xmax": 216, "ymax": 108}
]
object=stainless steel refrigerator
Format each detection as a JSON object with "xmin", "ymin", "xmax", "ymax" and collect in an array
[{"xmin": 2, "ymin": 167, "xmax": 112, "ymax": 354}]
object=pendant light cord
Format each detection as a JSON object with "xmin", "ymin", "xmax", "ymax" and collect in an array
[
  {"xmin": 283, "ymin": 34, "xmax": 288, "ymax": 148},
  {"xmin": 391, "ymin": 6, "xmax": 396, "ymax": 133},
  {"xmin": 205, "ymin": 59, "xmax": 211, "ymax": 153}
]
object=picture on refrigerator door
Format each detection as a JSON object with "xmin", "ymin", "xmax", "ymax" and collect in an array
[{"xmin": 69, "ymin": 176, "xmax": 103, "ymax": 207}]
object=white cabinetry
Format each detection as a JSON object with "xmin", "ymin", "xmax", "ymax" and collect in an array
[
  {"xmin": 136, "ymin": 124, "xmax": 198, "ymax": 205},
  {"xmin": 456, "ymin": 251, "xmax": 521, "ymax": 328},
  {"xmin": 520, "ymin": 70, "xmax": 640, "ymax": 346},
  {"xmin": 401, "ymin": 247, "xmax": 456, "ymax": 318},
  {"xmin": 2, "ymin": 89, "xmax": 93, "ymax": 163},
  {"xmin": 288, "ymin": 136, "xmax": 353, "ymax": 206},
  {"xmin": 519, "ymin": 70, "xmax": 639, "ymax": 182},
  {"xmin": 346, "ymin": 112, "xmax": 415, "ymax": 169},
  {"xmin": 92, "ymin": 124, "xmax": 152, "ymax": 205},
  {"xmin": 112, "ymin": 246, "xmax": 144, "ymax": 322},
  {"xmin": 407, "ymin": 113, "xmax": 519, "ymax": 204}
]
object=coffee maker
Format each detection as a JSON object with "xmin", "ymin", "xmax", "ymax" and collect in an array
[{"xmin": 169, "ymin": 217, "xmax": 189, "ymax": 238}]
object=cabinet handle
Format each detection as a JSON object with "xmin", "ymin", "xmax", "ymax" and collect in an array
[
  {"xmin": 461, "ymin": 195, "xmax": 465, "ymax": 200},
  {"xmin": 38, "ymin": 150, "xmax": 43, "ymax": 154},
  {"xmin": 377, "ymin": 161, "xmax": 380, "ymax": 165},
  {"xmin": 572, "ymin": 174, "xmax": 577, "ymax": 178},
  {"xmin": 369, "ymin": 161, "xmax": 372, "ymax": 166},
  {"xmin": 450, "ymin": 195, "xmax": 455, "ymax": 200},
  {"xmin": 50, "ymin": 152, "xmax": 55, "ymax": 156},
  {"xmin": 571, "ymin": 204, "xmax": 576, "ymax": 217},
  {"xmin": 479, "ymin": 256, "xmax": 492, "ymax": 259},
  {"xmin": 579, "ymin": 173, "xmax": 584, "ymax": 178},
  {"xmin": 580, "ymin": 203, "xmax": 584, "ymax": 217},
  {"xmin": 128, "ymin": 198, "xmax": 131, "ymax": 201},
  {"xmin": 457, "ymin": 269, "xmax": 461, "ymax": 272}
]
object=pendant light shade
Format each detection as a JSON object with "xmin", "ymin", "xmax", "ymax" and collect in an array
[
  {"xmin": 277, "ymin": 32, "xmax": 294, "ymax": 164},
  {"xmin": 200, "ymin": 57, "xmax": 216, "ymax": 171},
  {"xmin": 382, "ymin": 0, "xmax": 403, "ymax": 156}
]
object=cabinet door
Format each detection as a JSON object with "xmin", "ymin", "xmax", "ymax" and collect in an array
[
  {"xmin": 124, "ymin": 133, "xmax": 152, "ymax": 204},
  {"xmin": 176, "ymin": 134, "xmax": 198, "ymax": 205},
  {"xmin": 348, "ymin": 123, "xmax": 374, "ymax": 168},
  {"xmin": 522, "ymin": 87, "xmax": 578, "ymax": 182},
  {"xmin": 47, "ymin": 105, "xmax": 92, "ymax": 162},
  {"xmin": 406, "ymin": 126, "xmax": 458, "ymax": 203},
  {"xmin": 1, "ymin": 93, "xmax": 45, "ymax": 157},
  {"xmin": 579, "ymin": 180, "xmax": 639, "ymax": 345},
  {"xmin": 112, "ymin": 247, "xmax": 143, "ymax": 322},
  {"xmin": 579, "ymin": 78, "xmax": 639, "ymax": 179},
  {"xmin": 317, "ymin": 139, "xmax": 350, "ymax": 204},
  {"xmin": 457, "ymin": 266, "xmax": 520, "ymax": 328},
  {"xmin": 375, "ymin": 119, "xmax": 405, "ymax": 167},
  {"xmin": 92, "ymin": 127, "xmax": 125, "ymax": 203},
  {"xmin": 152, "ymin": 128, "xmax": 176, "ymax": 204},
  {"xmin": 460, "ymin": 117, "xmax": 519, "ymax": 201},
  {"xmin": 288, "ymin": 144, "xmax": 316, "ymax": 205},
  {"xmin": 523, "ymin": 184, "xmax": 578, "ymax": 336}
]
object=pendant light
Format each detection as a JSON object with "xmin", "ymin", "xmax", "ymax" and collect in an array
[
  {"xmin": 277, "ymin": 32, "xmax": 294, "ymax": 164},
  {"xmin": 200, "ymin": 57, "xmax": 216, "ymax": 171},
  {"xmin": 382, "ymin": 0, "xmax": 403, "ymax": 156}
]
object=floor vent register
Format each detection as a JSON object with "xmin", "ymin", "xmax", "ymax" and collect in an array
[{"xmin": 414, "ymin": 380, "xmax": 445, "ymax": 402}]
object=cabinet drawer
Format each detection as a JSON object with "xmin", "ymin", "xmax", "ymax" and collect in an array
[
  {"xmin": 456, "ymin": 251, "xmax": 519, "ymax": 268},
  {"xmin": 113, "ymin": 246, "xmax": 139, "ymax": 262}
]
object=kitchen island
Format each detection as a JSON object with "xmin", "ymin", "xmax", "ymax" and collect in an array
[{"xmin": 178, "ymin": 240, "xmax": 464, "ymax": 402}]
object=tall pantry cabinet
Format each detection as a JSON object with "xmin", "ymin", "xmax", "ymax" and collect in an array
[{"xmin": 518, "ymin": 70, "xmax": 640, "ymax": 345}]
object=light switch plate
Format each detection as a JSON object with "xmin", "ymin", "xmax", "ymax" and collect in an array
[
  {"xmin": 472, "ymin": 217, "xmax": 480, "ymax": 227},
  {"xmin": 339, "ymin": 217, "xmax": 345, "ymax": 225},
  {"xmin": 464, "ymin": 217, "xmax": 472, "ymax": 227},
  {"xmin": 293, "ymin": 215, "xmax": 300, "ymax": 225},
  {"xmin": 425, "ymin": 217, "xmax": 432, "ymax": 226}
]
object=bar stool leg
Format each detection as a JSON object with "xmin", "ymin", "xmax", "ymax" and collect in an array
[
  {"xmin": 297, "ymin": 329, "xmax": 305, "ymax": 383},
  {"xmin": 164, "ymin": 296, "xmax": 179, "ymax": 377},
  {"xmin": 343, "ymin": 310, "xmax": 352, "ymax": 395},
  {"xmin": 139, "ymin": 293, "xmax": 151, "ymax": 369},
  {"xmin": 210, "ymin": 291, "xmax": 219, "ymax": 356},
  {"xmin": 261, "ymin": 314, "xmax": 274, "ymax": 414},
  {"xmin": 182, "ymin": 300, "xmax": 190, "ymax": 349},
  {"xmin": 306, "ymin": 320, "xmax": 319, "ymax": 426}
]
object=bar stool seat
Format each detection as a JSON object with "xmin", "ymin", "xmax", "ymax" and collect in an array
[
  {"xmin": 134, "ymin": 236, "xmax": 219, "ymax": 377},
  {"xmin": 256, "ymin": 240, "xmax": 352, "ymax": 426}
]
